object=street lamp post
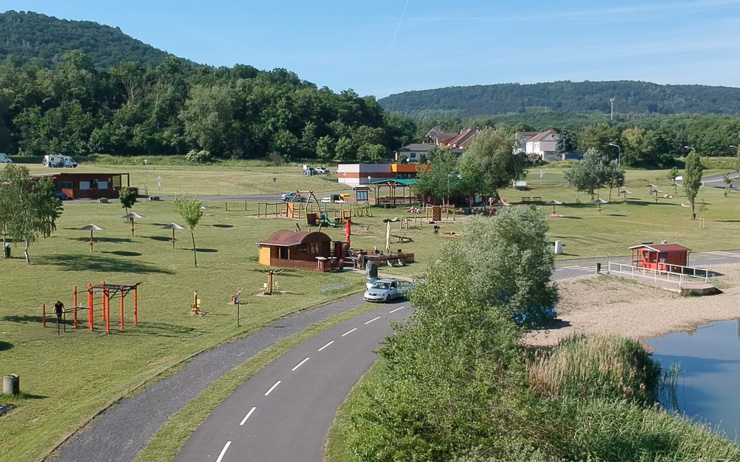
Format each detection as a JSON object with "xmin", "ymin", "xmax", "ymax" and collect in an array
[
  {"xmin": 144, "ymin": 159, "xmax": 149, "ymax": 196},
  {"xmin": 608, "ymin": 143, "xmax": 621, "ymax": 166}
]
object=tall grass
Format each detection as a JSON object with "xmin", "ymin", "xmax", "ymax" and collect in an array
[{"xmin": 527, "ymin": 335, "xmax": 662, "ymax": 405}]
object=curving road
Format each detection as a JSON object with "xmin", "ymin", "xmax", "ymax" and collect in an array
[{"xmin": 173, "ymin": 251, "xmax": 740, "ymax": 462}]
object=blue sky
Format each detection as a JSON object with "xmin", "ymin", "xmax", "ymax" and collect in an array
[{"xmin": 3, "ymin": 0, "xmax": 740, "ymax": 98}]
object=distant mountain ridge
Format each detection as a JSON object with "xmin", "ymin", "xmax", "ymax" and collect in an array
[
  {"xmin": 0, "ymin": 10, "xmax": 193, "ymax": 69},
  {"xmin": 378, "ymin": 81, "xmax": 740, "ymax": 117}
]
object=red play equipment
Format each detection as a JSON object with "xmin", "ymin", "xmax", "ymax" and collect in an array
[{"xmin": 43, "ymin": 282, "xmax": 141, "ymax": 335}]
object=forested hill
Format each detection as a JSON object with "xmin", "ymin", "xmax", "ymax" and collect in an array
[
  {"xmin": 0, "ymin": 10, "xmax": 191, "ymax": 69},
  {"xmin": 378, "ymin": 81, "xmax": 740, "ymax": 117}
]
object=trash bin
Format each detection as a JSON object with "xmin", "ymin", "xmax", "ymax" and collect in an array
[
  {"xmin": 3, "ymin": 374, "xmax": 19, "ymax": 395},
  {"xmin": 596, "ymin": 263, "xmax": 601, "ymax": 274},
  {"xmin": 554, "ymin": 240, "xmax": 563, "ymax": 255},
  {"xmin": 3, "ymin": 243, "xmax": 9, "ymax": 259}
]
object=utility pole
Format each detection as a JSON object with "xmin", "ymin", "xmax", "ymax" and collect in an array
[{"xmin": 609, "ymin": 98, "xmax": 615, "ymax": 121}]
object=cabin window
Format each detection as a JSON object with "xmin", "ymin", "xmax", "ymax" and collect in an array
[
  {"xmin": 97, "ymin": 181, "xmax": 108, "ymax": 189},
  {"xmin": 59, "ymin": 181, "xmax": 73, "ymax": 189},
  {"xmin": 79, "ymin": 181, "xmax": 91, "ymax": 190}
]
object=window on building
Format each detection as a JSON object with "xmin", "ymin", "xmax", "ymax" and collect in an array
[{"xmin": 59, "ymin": 181, "xmax": 73, "ymax": 189}]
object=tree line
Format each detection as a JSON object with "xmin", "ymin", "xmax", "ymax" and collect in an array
[
  {"xmin": 379, "ymin": 80, "xmax": 740, "ymax": 117},
  {"xmin": 412, "ymin": 116, "xmax": 740, "ymax": 168},
  {"xmin": 0, "ymin": 51, "xmax": 416, "ymax": 162}
]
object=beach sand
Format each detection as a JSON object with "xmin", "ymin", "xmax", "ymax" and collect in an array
[{"xmin": 523, "ymin": 264, "xmax": 740, "ymax": 348}]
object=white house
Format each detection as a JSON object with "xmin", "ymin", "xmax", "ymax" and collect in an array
[{"xmin": 524, "ymin": 130, "xmax": 558, "ymax": 160}]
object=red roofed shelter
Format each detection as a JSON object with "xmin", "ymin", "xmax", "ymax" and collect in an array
[
  {"xmin": 628, "ymin": 243, "xmax": 690, "ymax": 272},
  {"xmin": 258, "ymin": 230, "xmax": 332, "ymax": 271}
]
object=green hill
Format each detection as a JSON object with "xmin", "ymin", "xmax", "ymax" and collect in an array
[
  {"xmin": 0, "ymin": 10, "xmax": 193, "ymax": 69},
  {"xmin": 378, "ymin": 80, "xmax": 740, "ymax": 117}
]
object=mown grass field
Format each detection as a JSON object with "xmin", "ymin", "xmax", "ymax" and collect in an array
[{"xmin": 0, "ymin": 159, "xmax": 739, "ymax": 461}]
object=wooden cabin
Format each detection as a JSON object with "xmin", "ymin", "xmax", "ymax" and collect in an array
[
  {"xmin": 258, "ymin": 230, "xmax": 332, "ymax": 271},
  {"xmin": 629, "ymin": 243, "xmax": 690, "ymax": 272},
  {"xmin": 34, "ymin": 172, "xmax": 132, "ymax": 200}
]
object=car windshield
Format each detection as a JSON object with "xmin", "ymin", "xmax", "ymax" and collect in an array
[{"xmin": 372, "ymin": 282, "xmax": 390, "ymax": 290}]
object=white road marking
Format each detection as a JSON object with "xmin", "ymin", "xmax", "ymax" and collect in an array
[
  {"xmin": 557, "ymin": 266, "xmax": 592, "ymax": 272},
  {"xmin": 318, "ymin": 340, "xmax": 334, "ymax": 351},
  {"xmin": 237, "ymin": 352, "xmax": 246, "ymax": 357},
  {"xmin": 292, "ymin": 357, "xmax": 310, "ymax": 371},
  {"xmin": 389, "ymin": 306, "xmax": 405, "ymax": 313},
  {"xmin": 240, "ymin": 407, "xmax": 256, "ymax": 426},
  {"xmin": 265, "ymin": 381, "xmax": 281, "ymax": 396},
  {"xmin": 216, "ymin": 441, "xmax": 231, "ymax": 462},
  {"xmin": 341, "ymin": 327, "xmax": 357, "ymax": 337},
  {"xmin": 364, "ymin": 316, "xmax": 381, "ymax": 324},
  {"xmin": 704, "ymin": 257, "xmax": 725, "ymax": 261}
]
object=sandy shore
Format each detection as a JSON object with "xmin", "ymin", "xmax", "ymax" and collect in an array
[{"xmin": 524, "ymin": 264, "xmax": 740, "ymax": 348}]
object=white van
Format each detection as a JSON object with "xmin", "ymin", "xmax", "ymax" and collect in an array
[
  {"xmin": 0, "ymin": 153, "xmax": 12, "ymax": 163},
  {"xmin": 43, "ymin": 154, "xmax": 77, "ymax": 168}
]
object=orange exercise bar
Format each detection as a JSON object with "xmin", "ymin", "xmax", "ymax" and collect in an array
[
  {"xmin": 88, "ymin": 283, "xmax": 94, "ymax": 331},
  {"xmin": 120, "ymin": 285, "xmax": 124, "ymax": 331},
  {"xmin": 42, "ymin": 304, "xmax": 46, "ymax": 328},
  {"xmin": 105, "ymin": 288, "xmax": 110, "ymax": 335},
  {"xmin": 133, "ymin": 286, "xmax": 138, "ymax": 327},
  {"xmin": 101, "ymin": 280, "xmax": 106, "ymax": 321}
]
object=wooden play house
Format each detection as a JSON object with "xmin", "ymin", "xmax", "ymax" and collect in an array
[
  {"xmin": 258, "ymin": 230, "xmax": 333, "ymax": 271},
  {"xmin": 629, "ymin": 243, "xmax": 690, "ymax": 272}
]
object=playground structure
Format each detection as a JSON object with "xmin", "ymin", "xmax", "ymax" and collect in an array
[
  {"xmin": 425, "ymin": 205, "xmax": 456, "ymax": 223},
  {"xmin": 42, "ymin": 282, "xmax": 141, "ymax": 335}
]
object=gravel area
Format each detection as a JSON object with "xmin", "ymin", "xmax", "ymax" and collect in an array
[{"xmin": 524, "ymin": 264, "xmax": 740, "ymax": 348}]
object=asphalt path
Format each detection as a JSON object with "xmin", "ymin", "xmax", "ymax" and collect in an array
[
  {"xmin": 701, "ymin": 172, "xmax": 740, "ymax": 192},
  {"xmin": 174, "ymin": 300, "xmax": 408, "ymax": 462}
]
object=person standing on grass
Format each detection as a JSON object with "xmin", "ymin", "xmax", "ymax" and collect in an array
[{"xmin": 54, "ymin": 300, "xmax": 64, "ymax": 322}]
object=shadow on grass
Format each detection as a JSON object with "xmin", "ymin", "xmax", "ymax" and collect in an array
[
  {"xmin": 70, "ymin": 236, "xmax": 134, "ymax": 244},
  {"xmin": 606, "ymin": 213, "xmax": 627, "ymax": 217},
  {"xmin": 146, "ymin": 236, "xmax": 172, "ymax": 242},
  {"xmin": 212, "ymin": 224, "xmax": 234, "ymax": 228},
  {"xmin": 127, "ymin": 321, "xmax": 198, "ymax": 337},
  {"xmin": 2, "ymin": 315, "xmax": 43, "ymax": 324},
  {"xmin": 37, "ymin": 254, "xmax": 174, "ymax": 274},
  {"xmin": 0, "ymin": 341, "xmax": 13, "ymax": 351},
  {"xmin": 105, "ymin": 250, "xmax": 142, "ymax": 257},
  {"xmin": 194, "ymin": 248, "xmax": 218, "ymax": 253}
]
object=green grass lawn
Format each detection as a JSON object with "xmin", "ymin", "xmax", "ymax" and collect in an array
[{"xmin": 1, "ymin": 161, "xmax": 739, "ymax": 461}]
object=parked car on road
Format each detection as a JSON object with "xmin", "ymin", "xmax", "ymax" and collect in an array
[
  {"xmin": 281, "ymin": 192, "xmax": 307, "ymax": 202},
  {"xmin": 0, "ymin": 153, "xmax": 12, "ymax": 163},
  {"xmin": 320, "ymin": 194, "xmax": 349, "ymax": 203},
  {"xmin": 364, "ymin": 278, "xmax": 408, "ymax": 303},
  {"xmin": 315, "ymin": 167, "xmax": 330, "ymax": 174}
]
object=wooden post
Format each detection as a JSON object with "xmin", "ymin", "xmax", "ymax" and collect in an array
[
  {"xmin": 73, "ymin": 285, "xmax": 78, "ymax": 328},
  {"xmin": 88, "ymin": 283, "xmax": 94, "ymax": 331},
  {"xmin": 42, "ymin": 304, "xmax": 46, "ymax": 327},
  {"xmin": 120, "ymin": 285, "xmax": 125, "ymax": 331},
  {"xmin": 133, "ymin": 286, "xmax": 138, "ymax": 327}
]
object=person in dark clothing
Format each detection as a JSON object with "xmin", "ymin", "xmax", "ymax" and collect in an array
[{"xmin": 54, "ymin": 300, "xmax": 64, "ymax": 321}]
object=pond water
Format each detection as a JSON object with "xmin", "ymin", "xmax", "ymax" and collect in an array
[{"xmin": 647, "ymin": 320, "xmax": 740, "ymax": 442}]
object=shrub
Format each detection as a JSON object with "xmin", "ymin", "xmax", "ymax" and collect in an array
[{"xmin": 185, "ymin": 149, "xmax": 213, "ymax": 164}]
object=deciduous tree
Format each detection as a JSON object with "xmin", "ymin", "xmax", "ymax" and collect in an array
[
  {"xmin": 683, "ymin": 149, "xmax": 704, "ymax": 219},
  {"xmin": 173, "ymin": 196, "xmax": 203, "ymax": 267}
]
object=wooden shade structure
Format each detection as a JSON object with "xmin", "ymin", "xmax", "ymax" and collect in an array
[
  {"xmin": 545, "ymin": 200, "xmax": 562, "ymax": 214},
  {"xmin": 79, "ymin": 224, "xmax": 104, "ymax": 251},
  {"xmin": 161, "ymin": 223, "xmax": 185, "ymax": 248},
  {"xmin": 591, "ymin": 198, "xmax": 608, "ymax": 214},
  {"xmin": 121, "ymin": 212, "xmax": 144, "ymax": 236}
]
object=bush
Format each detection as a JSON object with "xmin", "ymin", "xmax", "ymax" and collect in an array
[
  {"xmin": 527, "ymin": 335, "xmax": 661, "ymax": 405},
  {"xmin": 185, "ymin": 149, "xmax": 213, "ymax": 164}
]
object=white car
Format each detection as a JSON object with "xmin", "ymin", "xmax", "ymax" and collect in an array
[
  {"xmin": 315, "ymin": 167, "xmax": 330, "ymax": 174},
  {"xmin": 0, "ymin": 153, "xmax": 12, "ymax": 163},
  {"xmin": 364, "ymin": 278, "xmax": 406, "ymax": 303}
]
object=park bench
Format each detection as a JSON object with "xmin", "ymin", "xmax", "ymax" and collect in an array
[
  {"xmin": 392, "ymin": 234, "xmax": 413, "ymax": 243},
  {"xmin": 520, "ymin": 196, "xmax": 531, "ymax": 203},
  {"xmin": 532, "ymin": 196, "xmax": 542, "ymax": 202}
]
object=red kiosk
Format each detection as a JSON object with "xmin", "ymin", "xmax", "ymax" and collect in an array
[{"xmin": 629, "ymin": 243, "xmax": 690, "ymax": 272}]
